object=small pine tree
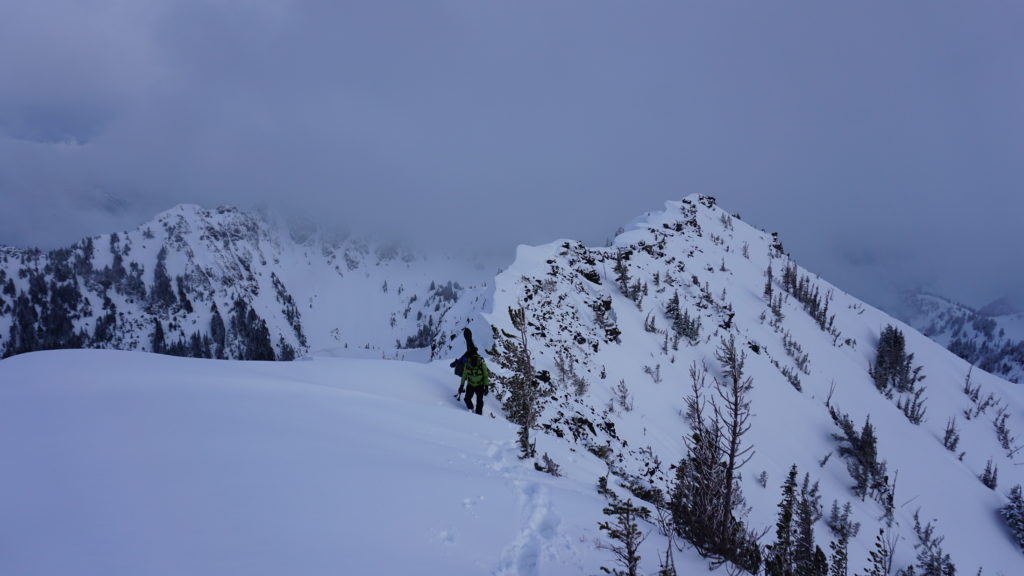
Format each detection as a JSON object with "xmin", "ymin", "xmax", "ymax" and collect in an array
[
  {"xmin": 870, "ymin": 325, "xmax": 925, "ymax": 396},
  {"xmin": 826, "ymin": 500, "xmax": 860, "ymax": 540},
  {"xmin": 863, "ymin": 528, "xmax": 891, "ymax": 576},
  {"xmin": 854, "ymin": 418, "xmax": 877, "ymax": 498},
  {"xmin": 614, "ymin": 379, "xmax": 633, "ymax": 412},
  {"xmin": 534, "ymin": 453, "xmax": 561, "ymax": 477},
  {"xmin": 829, "ymin": 532, "xmax": 849, "ymax": 576},
  {"xmin": 712, "ymin": 335, "xmax": 755, "ymax": 550},
  {"xmin": 1000, "ymin": 484, "xmax": 1024, "ymax": 551},
  {"xmin": 942, "ymin": 417, "xmax": 960, "ymax": 452},
  {"xmin": 597, "ymin": 500, "xmax": 648, "ymax": 576},
  {"xmin": 613, "ymin": 250, "xmax": 632, "ymax": 295},
  {"xmin": 151, "ymin": 318, "xmax": 166, "ymax": 354},
  {"xmin": 490, "ymin": 306, "xmax": 542, "ymax": 458},
  {"xmin": 764, "ymin": 465, "xmax": 799, "ymax": 576},
  {"xmin": 210, "ymin": 302, "xmax": 226, "ymax": 359},
  {"xmin": 150, "ymin": 247, "xmax": 177, "ymax": 310},
  {"xmin": 980, "ymin": 458, "xmax": 998, "ymax": 490},
  {"xmin": 678, "ymin": 308, "xmax": 701, "ymax": 344},
  {"xmin": 905, "ymin": 511, "xmax": 957, "ymax": 576},
  {"xmin": 795, "ymin": 474, "xmax": 826, "ymax": 576},
  {"xmin": 666, "ymin": 291, "xmax": 681, "ymax": 325},
  {"xmin": 830, "ymin": 408, "xmax": 893, "ymax": 513},
  {"xmin": 671, "ymin": 360, "xmax": 760, "ymax": 574},
  {"xmin": 993, "ymin": 408, "xmax": 1015, "ymax": 452},
  {"xmin": 897, "ymin": 387, "xmax": 928, "ymax": 425},
  {"xmin": 175, "ymin": 275, "xmax": 193, "ymax": 313},
  {"xmin": 671, "ymin": 362, "xmax": 726, "ymax": 555}
]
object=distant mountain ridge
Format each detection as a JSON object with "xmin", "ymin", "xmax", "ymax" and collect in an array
[
  {"xmin": 978, "ymin": 295, "xmax": 1024, "ymax": 318},
  {"xmin": 899, "ymin": 291, "xmax": 1024, "ymax": 383},
  {"xmin": 0, "ymin": 204, "xmax": 490, "ymax": 361}
]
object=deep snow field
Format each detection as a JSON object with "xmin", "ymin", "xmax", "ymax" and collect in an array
[{"xmin": 0, "ymin": 349, "xmax": 663, "ymax": 576}]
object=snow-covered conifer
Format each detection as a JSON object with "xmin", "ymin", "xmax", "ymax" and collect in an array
[{"xmin": 1001, "ymin": 485, "xmax": 1024, "ymax": 551}]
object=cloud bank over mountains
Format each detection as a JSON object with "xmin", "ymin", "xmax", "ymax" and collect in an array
[{"xmin": 1, "ymin": 1, "xmax": 1021, "ymax": 309}]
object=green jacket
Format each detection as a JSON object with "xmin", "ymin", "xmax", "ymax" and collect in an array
[{"xmin": 460, "ymin": 358, "xmax": 490, "ymax": 388}]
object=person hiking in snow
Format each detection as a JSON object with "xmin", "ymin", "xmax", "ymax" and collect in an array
[
  {"xmin": 450, "ymin": 327, "xmax": 477, "ymax": 380},
  {"xmin": 459, "ymin": 352, "xmax": 490, "ymax": 415}
]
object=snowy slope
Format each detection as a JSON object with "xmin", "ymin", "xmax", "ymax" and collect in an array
[
  {"xmin": 2, "ymin": 195, "xmax": 1024, "ymax": 576},
  {"xmin": 0, "ymin": 349, "xmax": 685, "ymax": 576},
  {"xmin": 900, "ymin": 292, "xmax": 1024, "ymax": 383}
]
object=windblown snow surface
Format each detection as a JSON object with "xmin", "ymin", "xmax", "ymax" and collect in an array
[
  {"xmin": 0, "ymin": 351, "xmax": 608, "ymax": 576},
  {"xmin": 2, "ymin": 195, "xmax": 1024, "ymax": 575}
]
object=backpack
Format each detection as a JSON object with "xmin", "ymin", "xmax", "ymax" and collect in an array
[
  {"xmin": 451, "ymin": 354, "xmax": 469, "ymax": 376},
  {"xmin": 451, "ymin": 346, "xmax": 479, "ymax": 376},
  {"xmin": 463, "ymin": 357, "xmax": 488, "ymax": 387}
]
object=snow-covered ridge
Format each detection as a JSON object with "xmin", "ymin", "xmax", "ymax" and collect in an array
[
  {"xmin": 486, "ymin": 195, "xmax": 1024, "ymax": 575},
  {"xmin": 0, "ymin": 203, "xmax": 492, "ymax": 361}
]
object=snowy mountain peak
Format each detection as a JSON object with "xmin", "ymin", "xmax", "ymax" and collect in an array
[
  {"xmin": 979, "ymin": 296, "xmax": 1024, "ymax": 318},
  {"xmin": 0, "ymin": 203, "xmax": 491, "ymax": 361},
  {"xmin": 485, "ymin": 194, "xmax": 1024, "ymax": 576}
]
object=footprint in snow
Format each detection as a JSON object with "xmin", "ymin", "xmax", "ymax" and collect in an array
[{"xmin": 493, "ymin": 481, "xmax": 562, "ymax": 576}]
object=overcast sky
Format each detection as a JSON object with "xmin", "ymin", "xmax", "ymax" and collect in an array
[{"xmin": 1, "ymin": 1, "xmax": 1021, "ymax": 311}]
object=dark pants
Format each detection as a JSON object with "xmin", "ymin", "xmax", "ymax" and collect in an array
[{"xmin": 464, "ymin": 386, "xmax": 485, "ymax": 415}]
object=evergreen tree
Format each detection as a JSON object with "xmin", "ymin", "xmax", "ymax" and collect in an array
[
  {"xmin": 488, "ymin": 306, "xmax": 542, "ymax": 458},
  {"xmin": 229, "ymin": 298, "xmax": 275, "ymax": 361},
  {"xmin": 210, "ymin": 302, "xmax": 226, "ymax": 359},
  {"xmin": 863, "ymin": 529, "xmax": 891, "ymax": 576},
  {"xmin": 857, "ymin": 419, "xmax": 881, "ymax": 496},
  {"xmin": 613, "ymin": 250, "xmax": 631, "ymax": 295},
  {"xmin": 826, "ymin": 500, "xmax": 860, "ymax": 540},
  {"xmin": 277, "ymin": 336, "xmax": 297, "ymax": 361},
  {"xmin": 597, "ymin": 499, "xmax": 648, "ymax": 576},
  {"xmin": 980, "ymin": 458, "xmax": 998, "ymax": 490},
  {"xmin": 34, "ymin": 275, "xmax": 81, "ymax": 351},
  {"xmin": 150, "ymin": 247, "xmax": 176, "ymax": 310},
  {"xmin": 904, "ymin": 511, "xmax": 957, "ymax": 576},
  {"xmin": 93, "ymin": 296, "xmax": 117, "ymax": 344},
  {"xmin": 665, "ymin": 291, "xmax": 681, "ymax": 325},
  {"xmin": 176, "ymin": 276, "xmax": 193, "ymax": 313},
  {"xmin": 152, "ymin": 318, "xmax": 165, "ymax": 354},
  {"xmin": 122, "ymin": 261, "xmax": 147, "ymax": 300},
  {"xmin": 829, "ymin": 531, "xmax": 849, "ymax": 576},
  {"xmin": 764, "ymin": 465, "xmax": 799, "ymax": 576},
  {"xmin": 671, "ymin": 363, "xmax": 728, "ymax": 565},
  {"xmin": 871, "ymin": 325, "xmax": 924, "ymax": 395},
  {"xmin": 795, "ymin": 474, "xmax": 827, "ymax": 576},
  {"xmin": 713, "ymin": 335, "xmax": 754, "ymax": 545},
  {"xmin": 1000, "ymin": 484, "xmax": 1024, "ymax": 551},
  {"xmin": 5, "ymin": 293, "xmax": 39, "ymax": 357},
  {"xmin": 669, "ymin": 349, "xmax": 761, "ymax": 574},
  {"xmin": 677, "ymin": 308, "xmax": 701, "ymax": 345},
  {"xmin": 942, "ymin": 417, "xmax": 960, "ymax": 452},
  {"xmin": 831, "ymin": 408, "xmax": 887, "ymax": 502}
]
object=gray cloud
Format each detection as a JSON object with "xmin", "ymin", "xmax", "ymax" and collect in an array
[{"xmin": 1, "ymin": 1, "xmax": 1021, "ymax": 310}]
